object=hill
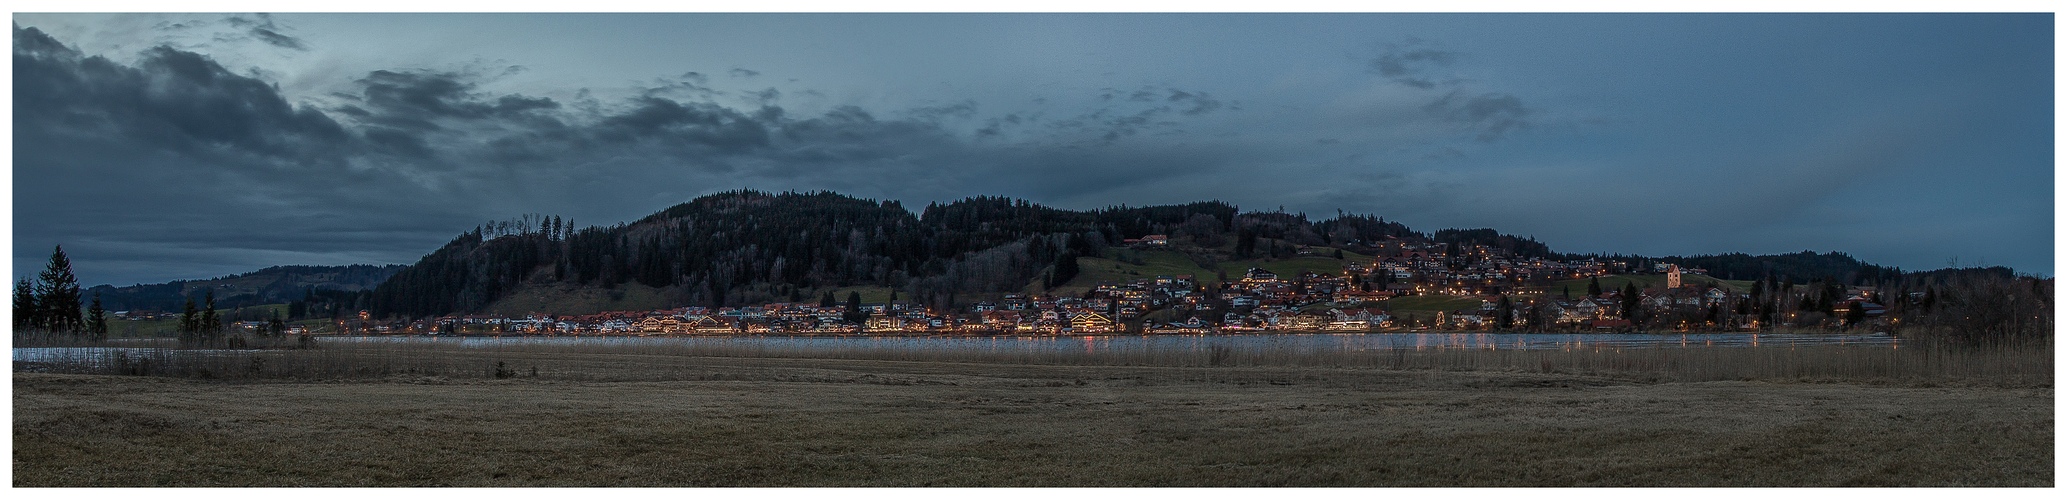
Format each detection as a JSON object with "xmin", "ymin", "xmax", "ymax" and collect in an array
[
  {"xmin": 357, "ymin": 190, "xmax": 1936, "ymax": 319},
  {"xmin": 85, "ymin": 264, "xmax": 403, "ymax": 312}
]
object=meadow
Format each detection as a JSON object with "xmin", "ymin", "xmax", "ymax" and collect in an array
[{"xmin": 12, "ymin": 335, "xmax": 2051, "ymax": 486}]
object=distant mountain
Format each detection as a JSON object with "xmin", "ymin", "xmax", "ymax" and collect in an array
[
  {"xmin": 86, "ymin": 264, "xmax": 404, "ymax": 312},
  {"xmin": 362, "ymin": 189, "xmax": 1934, "ymax": 319}
]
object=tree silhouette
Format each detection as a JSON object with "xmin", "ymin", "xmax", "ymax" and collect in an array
[
  {"xmin": 35, "ymin": 246, "xmax": 84, "ymax": 335},
  {"xmin": 14, "ymin": 278, "xmax": 38, "ymax": 331},
  {"xmin": 86, "ymin": 293, "xmax": 108, "ymax": 340}
]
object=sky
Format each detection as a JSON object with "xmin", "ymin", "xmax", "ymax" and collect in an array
[{"xmin": 9, "ymin": 11, "xmax": 2056, "ymax": 287}]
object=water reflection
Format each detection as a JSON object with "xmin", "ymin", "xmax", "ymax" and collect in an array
[
  {"xmin": 335, "ymin": 332, "xmax": 1895, "ymax": 353},
  {"xmin": 17, "ymin": 332, "xmax": 1899, "ymax": 364}
]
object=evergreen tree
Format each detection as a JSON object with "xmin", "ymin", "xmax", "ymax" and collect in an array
[
  {"xmin": 1495, "ymin": 295, "xmax": 1515, "ymax": 329},
  {"xmin": 35, "ymin": 246, "xmax": 84, "ymax": 334},
  {"xmin": 1052, "ymin": 252, "xmax": 1080, "ymax": 287},
  {"xmin": 14, "ymin": 278, "xmax": 38, "ymax": 331},
  {"xmin": 820, "ymin": 290, "xmax": 836, "ymax": 308},
  {"xmin": 268, "ymin": 311, "xmax": 287, "ymax": 339},
  {"xmin": 843, "ymin": 291, "xmax": 865, "ymax": 323},
  {"xmin": 179, "ymin": 297, "xmax": 199, "ymax": 344},
  {"xmin": 1620, "ymin": 282, "xmax": 1642, "ymax": 320},
  {"xmin": 200, "ymin": 290, "xmax": 222, "ymax": 343},
  {"xmin": 1587, "ymin": 277, "xmax": 1602, "ymax": 297},
  {"xmin": 86, "ymin": 293, "xmax": 108, "ymax": 340}
]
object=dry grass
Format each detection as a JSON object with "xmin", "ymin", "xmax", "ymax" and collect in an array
[
  {"xmin": 13, "ymin": 338, "xmax": 2053, "ymax": 486},
  {"xmin": 17, "ymin": 336, "xmax": 2052, "ymax": 387}
]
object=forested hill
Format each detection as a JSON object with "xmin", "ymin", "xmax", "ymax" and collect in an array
[
  {"xmin": 368, "ymin": 191, "xmax": 1263, "ymax": 317},
  {"xmin": 362, "ymin": 189, "xmax": 1923, "ymax": 319},
  {"xmin": 87, "ymin": 264, "xmax": 404, "ymax": 312}
]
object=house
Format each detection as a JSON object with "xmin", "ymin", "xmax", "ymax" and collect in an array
[
  {"xmin": 690, "ymin": 316, "xmax": 736, "ymax": 334},
  {"xmin": 1444, "ymin": 311, "xmax": 1486, "ymax": 328},
  {"xmin": 1171, "ymin": 316, "xmax": 1211, "ymax": 333},
  {"xmin": 1288, "ymin": 311, "xmax": 1332, "ymax": 330},
  {"xmin": 1069, "ymin": 311, "xmax": 1116, "ymax": 334},
  {"xmin": 865, "ymin": 316, "xmax": 907, "ymax": 332},
  {"xmin": 1332, "ymin": 308, "xmax": 1391, "ymax": 326},
  {"xmin": 1568, "ymin": 298, "xmax": 1602, "ymax": 317},
  {"xmin": 1323, "ymin": 319, "xmax": 1372, "ymax": 331}
]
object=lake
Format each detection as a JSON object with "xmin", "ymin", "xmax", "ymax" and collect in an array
[{"xmin": 14, "ymin": 332, "xmax": 1898, "ymax": 364}]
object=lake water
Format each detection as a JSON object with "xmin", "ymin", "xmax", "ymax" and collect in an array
[
  {"xmin": 326, "ymin": 331, "xmax": 1898, "ymax": 353},
  {"xmin": 14, "ymin": 332, "xmax": 1898, "ymax": 364}
]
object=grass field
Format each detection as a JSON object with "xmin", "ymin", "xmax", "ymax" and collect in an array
[
  {"xmin": 1546, "ymin": 274, "xmax": 1756, "ymax": 297},
  {"xmin": 13, "ymin": 340, "xmax": 2052, "ymax": 486},
  {"xmin": 1372, "ymin": 294, "xmax": 1486, "ymax": 315},
  {"xmin": 824, "ymin": 285, "xmax": 900, "ymax": 304},
  {"xmin": 1214, "ymin": 255, "xmax": 1359, "ymax": 283},
  {"xmin": 105, "ymin": 304, "xmax": 338, "ymax": 338},
  {"xmin": 1058, "ymin": 248, "xmax": 1368, "ymax": 295},
  {"xmin": 482, "ymin": 283, "xmax": 671, "ymax": 316},
  {"xmin": 1059, "ymin": 251, "xmax": 1215, "ymax": 295}
]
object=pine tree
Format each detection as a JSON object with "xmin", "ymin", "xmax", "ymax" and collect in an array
[
  {"xmin": 1621, "ymin": 282, "xmax": 1642, "ymax": 322},
  {"xmin": 268, "ymin": 311, "xmax": 287, "ymax": 339},
  {"xmin": 35, "ymin": 246, "xmax": 84, "ymax": 335},
  {"xmin": 179, "ymin": 297, "xmax": 199, "ymax": 345},
  {"xmin": 1587, "ymin": 277, "xmax": 1602, "ymax": 297},
  {"xmin": 1495, "ymin": 295, "xmax": 1515, "ymax": 330},
  {"xmin": 14, "ymin": 278, "xmax": 39, "ymax": 331},
  {"xmin": 844, "ymin": 291, "xmax": 865, "ymax": 323},
  {"xmin": 820, "ymin": 290, "xmax": 836, "ymax": 308},
  {"xmin": 200, "ymin": 290, "xmax": 221, "ymax": 343},
  {"xmin": 86, "ymin": 293, "xmax": 108, "ymax": 341}
]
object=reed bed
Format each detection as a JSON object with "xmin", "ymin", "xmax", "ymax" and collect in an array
[{"xmin": 16, "ymin": 334, "xmax": 2050, "ymax": 386}]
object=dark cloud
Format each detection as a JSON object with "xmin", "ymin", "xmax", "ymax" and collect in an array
[
  {"xmin": 1423, "ymin": 91, "xmax": 1531, "ymax": 141},
  {"xmin": 13, "ymin": 25, "xmax": 1263, "ymax": 286},
  {"xmin": 1372, "ymin": 39, "xmax": 1458, "ymax": 89},
  {"xmin": 225, "ymin": 13, "xmax": 307, "ymax": 51},
  {"xmin": 1363, "ymin": 38, "xmax": 1535, "ymax": 142},
  {"xmin": 908, "ymin": 100, "xmax": 978, "ymax": 122},
  {"xmin": 729, "ymin": 67, "xmax": 760, "ymax": 78},
  {"xmin": 350, "ymin": 70, "xmax": 563, "ymax": 128},
  {"xmin": 13, "ymin": 25, "xmax": 350, "ymax": 165},
  {"xmin": 591, "ymin": 97, "xmax": 773, "ymax": 155},
  {"xmin": 1166, "ymin": 89, "xmax": 1223, "ymax": 116},
  {"xmin": 1071, "ymin": 85, "xmax": 1227, "ymax": 143}
]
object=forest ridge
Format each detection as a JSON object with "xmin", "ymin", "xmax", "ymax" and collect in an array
[{"xmin": 358, "ymin": 190, "xmax": 1916, "ymax": 320}]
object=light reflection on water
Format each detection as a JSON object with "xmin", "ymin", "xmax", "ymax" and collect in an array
[
  {"xmin": 330, "ymin": 332, "xmax": 1894, "ymax": 353},
  {"xmin": 15, "ymin": 332, "xmax": 1898, "ymax": 363}
]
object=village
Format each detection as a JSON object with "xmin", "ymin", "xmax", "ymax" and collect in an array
[{"xmin": 325, "ymin": 238, "xmax": 1890, "ymax": 337}]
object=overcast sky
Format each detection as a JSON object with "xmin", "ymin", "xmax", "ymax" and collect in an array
[{"xmin": 10, "ymin": 13, "xmax": 2054, "ymax": 287}]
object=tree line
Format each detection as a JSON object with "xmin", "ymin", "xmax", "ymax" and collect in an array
[{"xmin": 13, "ymin": 246, "xmax": 107, "ymax": 340}]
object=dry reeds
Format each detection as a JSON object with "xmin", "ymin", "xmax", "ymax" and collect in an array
[{"xmin": 16, "ymin": 334, "xmax": 2049, "ymax": 386}]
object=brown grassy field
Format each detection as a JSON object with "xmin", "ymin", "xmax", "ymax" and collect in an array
[{"xmin": 12, "ymin": 341, "xmax": 2053, "ymax": 487}]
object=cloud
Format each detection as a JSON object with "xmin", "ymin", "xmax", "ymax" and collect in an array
[
  {"xmin": 13, "ymin": 25, "xmax": 1264, "ymax": 286},
  {"xmin": 1360, "ymin": 38, "xmax": 1536, "ymax": 143},
  {"xmin": 1372, "ymin": 39, "xmax": 1458, "ymax": 89},
  {"xmin": 225, "ymin": 13, "xmax": 307, "ymax": 51},
  {"xmin": 729, "ymin": 67, "xmax": 760, "ymax": 78},
  {"xmin": 1071, "ymin": 85, "xmax": 1229, "ymax": 143},
  {"xmin": 1423, "ymin": 91, "xmax": 1531, "ymax": 141},
  {"xmin": 14, "ymin": 25, "xmax": 351, "ymax": 165}
]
